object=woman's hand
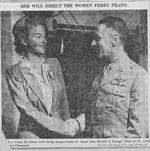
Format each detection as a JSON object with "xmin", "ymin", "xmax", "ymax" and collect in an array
[
  {"xmin": 64, "ymin": 119, "xmax": 79, "ymax": 137},
  {"xmin": 64, "ymin": 114, "xmax": 85, "ymax": 137}
]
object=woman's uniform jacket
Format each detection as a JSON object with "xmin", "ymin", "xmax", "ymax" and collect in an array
[{"xmin": 6, "ymin": 58, "xmax": 70, "ymax": 138}]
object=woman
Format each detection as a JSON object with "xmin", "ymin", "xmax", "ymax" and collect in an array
[{"xmin": 6, "ymin": 15, "xmax": 79, "ymax": 138}]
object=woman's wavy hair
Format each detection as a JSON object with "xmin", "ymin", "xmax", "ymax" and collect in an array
[{"xmin": 12, "ymin": 16, "xmax": 48, "ymax": 55}]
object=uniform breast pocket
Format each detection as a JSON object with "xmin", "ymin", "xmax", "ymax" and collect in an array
[{"xmin": 102, "ymin": 81, "xmax": 130, "ymax": 115}]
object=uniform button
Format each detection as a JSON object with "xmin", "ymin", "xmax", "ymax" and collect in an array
[{"xmin": 98, "ymin": 115, "xmax": 101, "ymax": 118}]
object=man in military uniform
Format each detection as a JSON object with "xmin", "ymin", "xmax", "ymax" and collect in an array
[{"xmin": 87, "ymin": 16, "xmax": 148, "ymax": 138}]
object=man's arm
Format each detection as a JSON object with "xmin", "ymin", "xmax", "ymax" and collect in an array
[
  {"xmin": 6, "ymin": 67, "xmax": 68, "ymax": 135},
  {"xmin": 126, "ymin": 71, "xmax": 148, "ymax": 138}
]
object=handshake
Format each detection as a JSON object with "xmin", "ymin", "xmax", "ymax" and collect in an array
[{"xmin": 64, "ymin": 114, "xmax": 85, "ymax": 137}]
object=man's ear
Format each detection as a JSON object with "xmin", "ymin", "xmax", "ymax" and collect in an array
[
  {"xmin": 18, "ymin": 33, "xmax": 27, "ymax": 46},
  {"xmin": 112, "ymin": 34, "xmax": 119, "ymax": 42},
  {"xmin": 112, "ymin": 34, "xmax": 119, "ymax": 47}
]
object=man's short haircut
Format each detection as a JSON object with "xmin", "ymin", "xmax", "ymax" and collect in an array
[
  {"xmin": 13, "ymin": 16, "xmax": 48, "ymax": 55},
  {"xmin": 98, "ymin": 16, "xmax": 128, "ymax": 46}
]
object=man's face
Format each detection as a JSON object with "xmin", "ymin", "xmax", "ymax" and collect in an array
[
  {"xmin": 92, "ymin": 24, "xmax": 113, "ymax": 59},
  {"xmin": 27, "ymin": 25, "xmax": 47, "ymax": 56}
]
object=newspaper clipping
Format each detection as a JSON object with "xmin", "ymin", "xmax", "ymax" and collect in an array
[{"xmin": 0, "ymin": 0, "xmax": 150, "ymax": 149}]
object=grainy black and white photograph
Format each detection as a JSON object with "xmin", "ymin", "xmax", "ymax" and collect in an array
[{"xmin": 1, "ymin": 10, "xmax": 148, "ymax": 141}]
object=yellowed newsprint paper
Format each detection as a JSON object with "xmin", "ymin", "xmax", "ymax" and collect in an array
[{"xmin": 0, "ymin": 0, "xmax": 150, "ymax": 150}]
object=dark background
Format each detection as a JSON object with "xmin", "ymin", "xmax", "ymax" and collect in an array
[{"xmin": 1, "ymin": 10, "xmax": 148, "ymax": 138}]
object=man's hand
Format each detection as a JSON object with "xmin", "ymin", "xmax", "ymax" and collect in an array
[{"xmin": 76, "ymin": 114, "xmax": 85, "ymax": 131}]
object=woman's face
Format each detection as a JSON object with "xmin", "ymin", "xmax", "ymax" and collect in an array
[{"xmin": 26, "ymin": 24, "xmax": 47, "ymax": 56}]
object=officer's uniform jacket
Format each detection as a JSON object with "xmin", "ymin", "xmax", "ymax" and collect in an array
[
  {"xmin": 6, "ymin": 57, "xmax": 70, "ymax": 138},
  {"xmin": 88, "ymin": 53, "xmax": 148, "ymax": 138}
]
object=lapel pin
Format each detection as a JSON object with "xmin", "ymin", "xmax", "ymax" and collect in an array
[{"xmin": 49, "ymin": 71, "xmax": 55, "ymax": 79}]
